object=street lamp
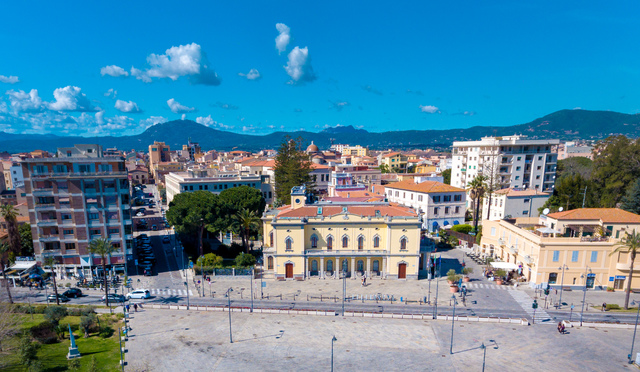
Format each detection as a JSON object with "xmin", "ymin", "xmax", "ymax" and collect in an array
[
  {"xmin": 342, "ymin": 267, "xmax": 346, "ymax": 316},
  {"xmin": 579, "ymin": 267, "xmax": 592, "ymax": 326},
  {"xmin": 331, "ymin": 335, "xmax": 337, "ymax": 372},
  {"xmin": 450, "ymin": 294, "xmax": 457, "ymax": 354},
  {"xmin": 434, "ymin": 256, "xmax": 440, "ymax": 320},
  {"xmin": 480, "ymin": 339, "xmax": 498, "ymax": 372},
  {"xmin": 558, "ymin": 264, "xmax": 569, "ymax": 308},
  {"xmin": 250, "ymin": 268, "xmax": 254, "ymax": 313},
  {"xmin": 629, "ymin": 300, "xmax": 640, "ymax": 364},
  {"xmin": 227, "ymin": 288, "xmax": 234, "ymax": 343}
]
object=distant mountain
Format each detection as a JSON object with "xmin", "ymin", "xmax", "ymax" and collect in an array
[{"xmin": 1, "ymin": 109, "xmax": 639, "ymax": 153}]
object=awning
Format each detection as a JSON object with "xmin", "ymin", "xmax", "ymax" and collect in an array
[
  {"xmin": 536, "ymin": 227, "xmax": 562, "ymax": 234},
  {"xmin": 490, "ymin": 262, "xmax": 519, "ymax": 270},
  {"xmin": 59, "ymin": 197, "xmax": 70, "ymax": 202}
]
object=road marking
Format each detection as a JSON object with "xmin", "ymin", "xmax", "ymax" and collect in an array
[{"xmin": 509, "ymin": 290, "xmax": 552, "ymax": 324}]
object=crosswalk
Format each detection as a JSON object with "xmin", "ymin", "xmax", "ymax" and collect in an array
[
  {"xmin": 509, "ymin": 289, "xmax": 553, "ymax": 324},
  {"xmin": 462, "ymin": 283, "xmax": 515, "ymax": 290},
  {"xmin": 149, "ymin": 288, "xmax": 193, "ymax": 296}
]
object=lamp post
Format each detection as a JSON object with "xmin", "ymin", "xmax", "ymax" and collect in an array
[
  {"xmin": 481, "ymin": 339, "xmax": 498, "ymax": 372},
  {"xmin": 558, "ymin": 264, "xmax": 568, "ymax": 308},
  {"xmin": 580, "ymin": 267, "xmax": 591, "ymax": 326},
  {"xmin": 629, "ymin": 300, "xmax": 640, "ymax": 364},
  {"xmin": 342, "ymin": 267, "xmax": 346, "ymax": 316},
  {"xmin": 227, "ymin": 288, "xmax": 234, "ymax": 343},
  {"xmin": 331, "ymin": 335, "xmax": 337, "ymax": 372},
  {"xmin": 434, "ymin": 256, "xmax": 440, "ymax": 319},
  {"xmin": 250, "ymin": 268, "xmax": 254, "ymax": 313},
  {"xmin": 450, "ymin": 294, "xmax": 457, "ymax": 354},
  {"xmin": 184, "ymin": 269, "xmax": 190, "ymax": 310}
]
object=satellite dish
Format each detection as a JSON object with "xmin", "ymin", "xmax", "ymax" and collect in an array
[
  {"xmin": 543, "ymin": 208, "xmax": 550, "ymax": 215},
  {"xmin": 558, "ymin": 207, "xmax": 564, "ymax": 212}
]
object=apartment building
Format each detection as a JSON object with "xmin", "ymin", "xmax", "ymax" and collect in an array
[
  {"xmin": 332, "ymin": 165, "xmax": 381, "ymax": 188},
  {"xmin": 451, "ymin": 135, "xmax": 560, "ymax": 192},
  {"xmin": 2, "ymin": 160, "xmax": 25, "ymax": 189},
  {"xmin": 22, "ymin": 144, "xmax": 132, "ymax": 280},
  {"xmin": 558, "ymin": 142, "xmax": 593, "ymax": 160},
  {"xmin": 165, "ymin": 170, "xmax": 274, "ymax": 204},
  {"xmin": 262, "ymin": 186, "xmax": 432, "ymax": 280},
  {"xmin": 379, "ymin": 152, "xmax": 407, "ymax": 171},
  {"xmin": 482, "ymin": 188, "xmax": 550, "ymax": 220},
  {"xmin": 480, "ymin": 208, "xmax": 640, "ymax": 290},
  {"xmin": 385, "ymin": 178, "xmax": 466, "ymax": 232},
  {"xmin": 148, "ymin": 141, "xmax": 171, "ymax": 179}
]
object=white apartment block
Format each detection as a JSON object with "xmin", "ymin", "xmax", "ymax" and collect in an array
[
  {"xmin": 385, "ymin": 177, "xmax": 467, "ymax": 232},
  {"xmin": 481, "ymin": 188, "xmax": 550, "ymax": 221},
  {"xmin": 451, "ymin": 135, "xmax": 559, "ymax": 193}
]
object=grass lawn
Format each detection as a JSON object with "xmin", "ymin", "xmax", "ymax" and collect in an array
[{"xmin": 1, "ymin": 313, "xmax": 124, "ymax": 372}]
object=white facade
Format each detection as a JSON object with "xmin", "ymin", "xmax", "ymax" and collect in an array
[
  {"xmin": 385, "ymin": 180, "xmax": 466, "ymax": 232},
  {"xmin": 451, "ymin": 135, "xmax": 559, "ymax": 193},
  {"xmin": 482, "ymin": 188, "xmax": 550, "ymax": 221},
  {"xmin": 165, "ymin": 171, "xmax": 273, "ymax": 204}
]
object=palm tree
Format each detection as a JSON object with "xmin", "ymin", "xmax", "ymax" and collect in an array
[
  {"xmin": 610, "ymin": 230, "xmax": 640, "ymax": 310},
  {"xmin": 233, "ymin": 209, "xmax": 261, "ymax": 253},
  {"xmin": 88, "ymin": 238, "xmax": 117, "ymax": 311},
  {"xmin": 0, "ymin": 205, "xmax": 21, "ymax": 254},
  {"xmin": 467, "ymin": 175, "xmax": 487, "ymax": 232},
  {"xmin": 0, "ymin": 243, "xmax": 13, "ymax": 304},
  {"xmin": 43, "ymin": 256, "xmax": 60, "ymax": 305}
]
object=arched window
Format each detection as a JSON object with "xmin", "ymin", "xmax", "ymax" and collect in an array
[
  {"xmin": 358, "ymin": 236, "xmax": 364, "ymax": 250},
  {"xmin": 327, "ymin": 236, "xmax": 333, "ymax": 250},
  {"xmin": 327, "ymin": 260, "xmax": 333, "ymax": 272},
  {"xmin": 311, "ymin": 235, "xmax": 318, "ymax": 248},
  {"xmin": 269, "ymin": 231, "xmax": 274, "ymax": 247},
  {"xmin": 373, "ymin": 260, "xmax": 380, "ymax": 272},
  {"xmin": 373, "ymin": 235, "xmax": 380, "ymax": 248},
  {"xmin": 285, "ymin": 237, "xmax": 293, "ymax": 251},
  {"xmin": 357, "ymin": 260, "xmax": 364, "ymax": 271},
  {"xmin": 400, "ymin": 236, "xmax": 407, "ymax": 250},
  {"xmin": 342, "ymin": 235, "xmax": 348, "ymax": 248}
]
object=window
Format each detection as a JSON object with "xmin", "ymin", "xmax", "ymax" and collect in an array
[
  {"xmin": 411, "ymin": 194, "xmax": 413, "ymax": 200},
  {"xmin": 433, "ymin": 196, "xmax": 441, "ymax": 202},
  {"xmin": 37, "ymin": 196, "xmax": 54, "ymax": 205},
  {"xmin": 434, "ymin": 207, "xmax": 439, "ymax": 215},
  {"xmin": 327, "ymin": 236, "xmax": 333, "ymax": 250},
  {"xmin": 311, "ymin": 235, "xmax": 318, "ymax": 248},
  {"xmin": 63, "ymin": 229, "xmax": 74, "ymax": 235},
  {"xmin": 65, "ymin": 243, "xmax": 76, "ymax": 250},
  {"xmin": 571, "ymin": 251, "xmax": 579, "ymax": 262},
  {"xmin": 516, "ymin": 166, "xmax": 521, "ymax": 171},
  {"xmin": 515, "ymin": 176, "xmax": 520, "ymax": 180},
  {"xmin": 538, "ymin": 156, "xmax": 543, "ymax": 161},
  {"xmin": 524, "ymin": 198, "xmax": 530, "ymax": 203},
  {"xmin": 590, "ymin": 251, "xmax": 598, "ymax": 263},
  {"xmin": 269, "ymin": 231, "xmax": 274, "ymax": 246},
  {"xmin": 552, "ymin": 251, "xmax": 560, "ymax": 262},
  {"xmin": 108, "ymin": 228, "xmax": 119, "ymax": 234},
  {"xmin": 358, "ymin": 236, "xmax": 364, "ymax": 250},
  {"xmin": 342, "ymin": 236, "xmax": 348, "ymax": 248},
  {"xmin": 400, "ymin": 237, "xmax": 407, "ymax": 250},
  {"xmin": 90, "ymin": 229, "xmax": 101, "ymax": 236},
  {"xmin": 548, "ymin": 272, "xmax": 558, "ymax": 284},
  {"xmin": 445, "ymin": 207, "xmax": 450, "ymax": 214},
  {"xmin": 78, "ymin": 164, "xmax": 91, "ymax": 173},
  {"xmin": 418, "ymin": 195, "xmax": 423, "ymax": 202},
  {"xmin": 491, "ymin": 227, "xmax": 496, "ymax": 236},
  {"xmin": 33, "ymin": 165, "xmax": 47, "ymax": 174},
  {"xmin": 88, "ymin": 213, "xmax": 99, "ymax": 220},
  {"xmin": 373, "ymin": 236, "xmax": 380, "ymax": 248},
  {"xmin": 523, "ymin": 210, "xmax": 528, "ymax": 215},
  {"xmin": 61, "ymin": 214, "xmax": 72, "ymax": 220},
  {"xmin": 285, "ymin": 237, "xmax": 292, "ymax": 251},
  {"xmin": 454, "ymin": 195, "xmax": 462, "ymax": 202},
  {"xmin": 455, "ymin": 206, "xmax": 460, "ymax": 214}
]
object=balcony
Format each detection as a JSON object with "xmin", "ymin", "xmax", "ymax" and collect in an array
[
  {"xmin": 37, "ymin": 220, "xmax": 58, "ymax": 227},
  {"xmin": 616, "ymin": 262, "xmax": 640, "ymax": 271},
  {"xmin": 498, "ymin": 238, "xmax": 506, "ymax": 247},
  {"xmin": 34, "ymin": 204, "xmax": 56, "ymax": 211},
  {"xmin": 509, "ymin": 246, "xmax": 518, "ymax": 254},
  {"xmin": 32, "ymin": 188, "xmax": 54, "ymax": 196},
  {"xmin": 39, "ymin": 235, "xmax": 60, "ymax": 242},
  {"xmin": 31, "ymin": 171, "xmax": 128, "ymax": 179},
  {"xmin": 305, "ymin": 249, "xmax": 390, "ymax": 256},
  {"xmin": 523, "ymin": 255, "xmax": 534, "ymax": 264}
]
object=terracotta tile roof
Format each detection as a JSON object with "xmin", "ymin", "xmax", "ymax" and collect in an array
[
  {"xmin": 385, "ymin": 179, "xmax": 464, "ymax": 193},
  {"xmin": 547, "ymin": 208, "xmax": 640, "ymax": 224},
  {"xmin": 310, "ymin": 163, "xmax": 330, "ymax": 169},
  {"xmin": 276, "ymin": 204, "xmax": 416, "ymax": 218},
  {"xmin": 493, "ymin": 188, "xmax": 550, "ymax": 197},
  {"xmin": 382, "ymin": 152, "xmax": 401, "ymax": 158}
]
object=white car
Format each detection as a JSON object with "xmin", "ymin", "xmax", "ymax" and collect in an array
[{"xmin": 126, "ymin": 289, "xmax": 151, "ymax": 299}]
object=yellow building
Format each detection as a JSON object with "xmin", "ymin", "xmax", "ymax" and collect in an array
[
  {"xmin": 342, "ymin": 145, "xmax": 369, "ymax": 157},
  {"xmin": 380, "ymin": 152, "xmax": 407, "ymax": 171},
  {"xmin": 480, "ymin": 208, "xmax": 640, "ymax": 290},
  {"xmin": 262, "ymin": 186, "xmax": 431, "ymax": 280}
]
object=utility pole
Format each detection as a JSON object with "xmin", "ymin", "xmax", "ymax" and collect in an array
[{"xmin": 581, "ymin": 186, "xmax": 588, "ymax": 208}]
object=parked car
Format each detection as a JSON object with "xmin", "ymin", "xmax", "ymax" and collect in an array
[
  {"xmin": 63, "ymin": 288, "xmax": 83, "ymax": 298},
  {"xmin": 47, "ymin": 293, "xmax": 70, "ymax": 302},
  {"xmin": 152, "ymin": 225, "xmax": 157, "ymax": 231},
  {"xmin": 101, "ymin": 294, "xmax": 126, "ymax": 303},
  {"xmin": 136, "ymin": 212, "xmax": 145, "ymax": 217},
  {"xmin": 126, "ymin": 289, "xmax": 151, "ymax": 299}
]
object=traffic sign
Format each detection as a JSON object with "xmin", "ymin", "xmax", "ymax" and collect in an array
[{"xmin": 262, "ymin": 282, "xmax": 266, "ymax": 288}]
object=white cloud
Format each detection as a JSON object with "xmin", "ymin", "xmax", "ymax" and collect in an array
[
  {"xmin": 275, "ymin": 23, "xmax": 291, "ymax": 53},
  {"xmin": 167, "ymin": 98, "xmax": 196, "ymax": 114},
  {"xmin": 114, "ymin": 100, "xmax": 142, "ymax": 113},
  {"xmin": 139, "ymin": 116, "xmax": 168, "ymax": 129},
  {"xmin": 100, "ymin": 65, "xmax": 129, "ymax": 77},
  {"xmin": 6, "ymin": 89, "xmax": 45, "ymax": 113},
  {"xmin": 95, "ymin": 111, "xmax": 104, "ymax": 125},
  {"xmin": 104, "ymin": 88, "xmax": 117, "ymax": 98},
  {"xmin": 196, "ymin": 115, "xmax": 215, "ymax": 126},
  {"xmin": 419, "ymin": 105, "xmax": 440, "ymax": 114},
  {"xmin": 242, "ymin": 125, "xmax": 258, "ymax": 132},
  {"xmin": 330, "ymin": 101, "xmax": 350, "ymax": 111},
  {"xmin": 238, "ymin": 68, "xmax": 261, "ymax": 80},
  {"xmin": 48, "ymin": 86, "xmax": 97, "ymax": 112},
  {"xmin": 284, "ymin": 46, "xmax": 316, "ymax": 84},
  {"xmin": 181, "ymin": 114, "xmax": 186, "ymax": 120},
  {"xmin": 132, "ymin": 43, "xmax": 221, "ymax": 86},
  {"xmin": 0, "ymin": 75, "xmax": 19, "ymax": 84}
]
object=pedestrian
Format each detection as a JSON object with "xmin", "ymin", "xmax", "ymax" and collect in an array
[
  {"xmin": 133, "ymin": 303, "xmax": 138, "ymax": 312},
  {"xmin": 125, "ymin": 304, "xmax": 130, "ymax": 312},
  {"xmin": 602, "ymin": 302, "xmax": 607, "ymax": 312}
]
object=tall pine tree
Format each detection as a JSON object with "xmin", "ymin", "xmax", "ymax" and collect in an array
[
  {"xmin": 274, "ymin": 136, "xmax": 314, "ymax": 205},
  {"xmin": 621, "ymin": 178, "xmax": 640, "ymax": 215}
]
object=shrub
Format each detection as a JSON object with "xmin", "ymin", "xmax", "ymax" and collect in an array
[
  {"xmin": 68, "ymin": 358, "xmax": 81, "ymax": 371},
  {"xmin": 606, "ymin": 304, "xmax": 620, "ymax": 310},
  {"xmin": 451, "ymin": 224, "xmax": 473, "ymax": 234},
  {"xmin": 30, "ymin": 321, "xmax": 58, "ymax": 344},
  {"xmin": 197, "ymin": 253, "xmax": 223, "ymax": 267},
  {"xmin": 68, "ymin": 308, "xmax": 83, "ymax": 317},
  {"xmin": 18, "ymin": 334, "xmax": 40, "ymax": 368},
  {"xmin": 44, "ymin": 306, "xmax": 67, "ymax": 328},
  {"xmin": 447, "ymin": 269, "xmax": 461, "ymax": 283},
  {"xmin": 99, "ymin": 326, "xmax": 114, "ymax": 338},
  {"xmin": 462, "ymin": 267, "xmax": 473, "ymax": 275},
  {"xmin": 235, "ymin": 252, "xmax": 256, "ymax": 268},
  {"xmin": 494, "ymin": 269, "xmax": 507, "ymax": 278},
  {"xmin": 65, "ymin": 283, "xmax": 71, "ymax": 288}
]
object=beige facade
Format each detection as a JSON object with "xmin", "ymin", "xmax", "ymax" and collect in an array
[
  {"xmin": 262, "ymin": 187, "xmax": 432, "ymax": 280},
  {"xmin": 480, "ymin": 208, "xmax": 640, "ymax": 290}
]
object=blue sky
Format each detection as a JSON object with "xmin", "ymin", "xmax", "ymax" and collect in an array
[{"xmin": 1, "ymin": 1, "xmax": 639, "ymax": 137}]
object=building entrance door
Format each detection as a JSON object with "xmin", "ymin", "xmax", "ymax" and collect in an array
[
  {"xmin": 285, "ymin": 263, "xmax": 293, "ymax": 279},
  {"xmin": 398, "ymin": 263, "xmax": 407, "ymax": 279}
]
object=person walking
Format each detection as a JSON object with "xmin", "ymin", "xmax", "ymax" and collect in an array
[
  {"xmin": 125, "ymin": 304, "xmax": 130, "ymax": 312},
  {"xmin": 602, "ymin": 302, "xmax": 607, "ymax": 312},
  {"xmin": 133, "ymin": 303, "xmax": 138, "ymax": 312}
]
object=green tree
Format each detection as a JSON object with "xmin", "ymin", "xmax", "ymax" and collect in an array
[
  {"xmin": 467, "ymin": 175, "xmax": 487, "ymax": 232},
  {"xmin": 0, "ymin": 204, "xmax": 21, "ymax": 255},
  {"xmin": 0, "ymin": 243, "xmax": 13, "ymax": 304},
  {"xmin": 197, "ymin": 253, "xmax": 223, "ymax": 267},
  {"xmin": 557, "ymin": 157, "xmax": 593, "ymax": 180},
  {"xmin": 43, "ymin": 305, "xmax": 67, "ymax": 328},
  {"xmin": 540, "ymin": 174, "xmax": 594, "ymax": 213},
  {"xmin": 18, "ymin": 224, "xmax": 33, "ymax": 257},
  {"xmin": 166, "ymin": 191, "xmax": 219, "ymax": 258},
  {"xmin": 591, "ymin": 136, "xmax": 640, "ymax": 207},
  {"xmin": 87, "ymin": 238, "xmax": 118, "ymax": 310},
  {"xmin": 451, "ymin": 224, "xmax": 473, "ymax": 234},
  {"xmin": 216, "ymin": 186, "xmax": 265, "ymax": 233},
  {"xmin": 235, "ymin": 252, "xmax": 256, "ymax": 267},
  {"xmin": 378, "ymin": 164, "xmax": 391, "ymax": 174},
  {"xmin": 621, "ymin": 178, "xmax": 640, "ymax": 215},
  {"xmin": 442, "ymin": 168, "xmax": 451, "ymax": 185},
  {"xmin": 43, "ymin": 256, "xmax": 60, "ymax": 305},
  {"xmin": 274, "ymin": 136, "xmax": 314, "ymax": 204},
  {"xmin": 232, "ymin": 209, "xmax": 261, "ymax": 253},
  {"xmin": 80, "ymin": 313, "xmax": 97, "ymax": 338},
  {"xmin": 610, "ymin": 230, "xmax": 640, "ymax": 309},
  {"xmin": 17, "ymin": 334, "xmax": 40, "ymax": 370}
]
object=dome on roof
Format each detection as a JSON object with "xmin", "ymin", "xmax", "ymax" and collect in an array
[{"xmin": 306, "ymin": 141, "xmax": 319, "ymax": 153}]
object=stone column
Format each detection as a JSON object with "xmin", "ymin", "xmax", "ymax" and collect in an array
[
  {"xmin": 320, "ymin": 257, "xmax": 325, "ymax": 279},
  {"xmin": 351, "ymin": 257, "xmax": 356, "ymax": 279},
  {"xmin": 366, "ymin": 257, "xmax": 371, "ymax": 279},
  {"xmin": 383, "ymin": 257, "xmax": 387, "ymax": 278}
]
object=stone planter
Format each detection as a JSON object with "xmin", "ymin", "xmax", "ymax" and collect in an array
[
  {"xmin": 495, "ymin": 279, "xmax": 503, "ymax": 285},
  {"xmin": 463, "ymin": 276, "xmax": 470, "ymax": 283},
  {"xmin": 450, "ymin": 285, "xmax": 459, "ymax": 293}
]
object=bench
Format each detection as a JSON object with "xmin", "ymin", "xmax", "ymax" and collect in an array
[{"xmin": 276, "ymin": 277, "xmax": 285, "ymax": 281}]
